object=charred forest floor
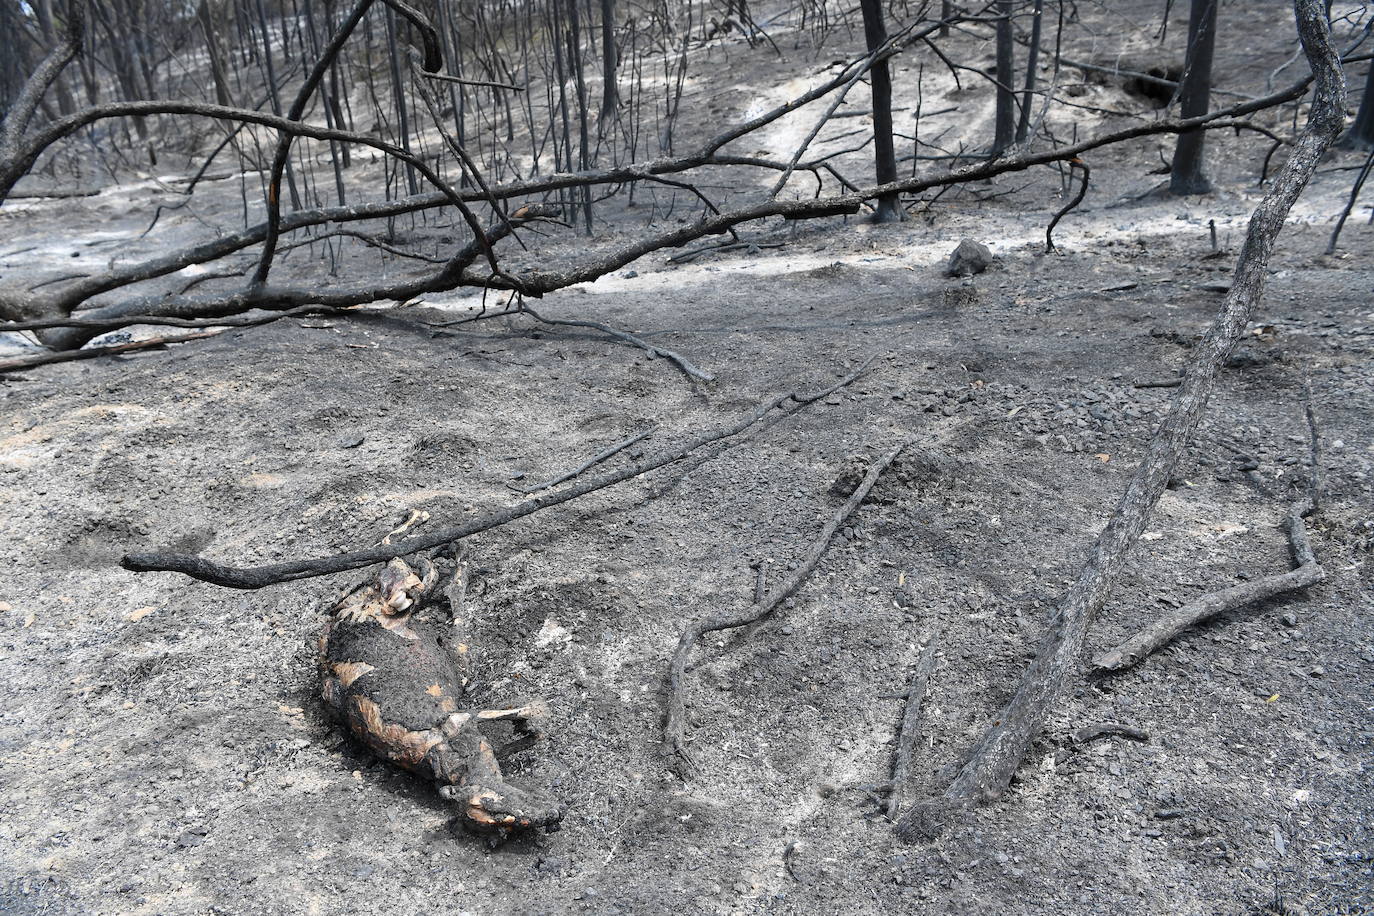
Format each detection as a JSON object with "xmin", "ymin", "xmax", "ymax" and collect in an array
[{"xmin": 3, "ymin": 3, "xmax": 1374, "ymax": 914}]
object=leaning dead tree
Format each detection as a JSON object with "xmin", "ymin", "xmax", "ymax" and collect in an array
[
  {"xmin": 895, "ymin": 0, "xmax": 1344, "ymax": 840},
  {"xmin": 1092, "ymin": 390, "xmax": 1325, "ymax": 673},
  {"xmin": 0, "ymin": 0, "xmax": 1350, "ymax": 360}
]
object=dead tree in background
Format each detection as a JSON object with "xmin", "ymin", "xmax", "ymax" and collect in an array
[
  {"xmin": 1341, "ymin": 57, "xmax": 1374, "ymax": 149},
  {"xmin": 1171, "ymin": 0, "xmax": 1218, "ymax": 193},
  {"xmin": 1014, "ymin": 0, "xmax": 1043, "ymax": 144},
  {"xmin": 992, "ymin": 0, "xmax": 1016, "ymax": 156},
  {"xmin": 860, "ymin": 0, "xmax": 902, "ymax": 221},
  {"xmin": 599, "ymin": 0, "xmax": 619, "ymax": 125}
]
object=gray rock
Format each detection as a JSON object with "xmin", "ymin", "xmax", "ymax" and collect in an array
[{"xmin": 946, "ymin": 239, "xmax": 993, "ymax": 277}]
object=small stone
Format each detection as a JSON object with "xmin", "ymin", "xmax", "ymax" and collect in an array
[
  {"xmin": 1309, "ymin": 666, "xmax": 1325, "ymax": 677},
  {"xmin": 945, "ymin": 239, "xmax": 993, "ymax": 277},
  {"xmin": 336, "ymin": 434, "xmax": 365, "ymax": 449}
]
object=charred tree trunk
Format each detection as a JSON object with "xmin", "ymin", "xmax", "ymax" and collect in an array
[
  {"xmin": 859, "ymin": 0, "xmax": 901, "ymax": 221},
  {"xmin": 384, "ymin": 4, "xmax": 419, "ymax": 197},
  {"xmin": 32, "ymin": 0, "xmax": 76, "ymax": 116},
  {"xmin": 1170, "ymin": 0, "xmax": 1218, "ymax": 194},
  {"xmin": 992, "ymin": 0, "xmax": 1016, "ymax": 156},
  {"xmin": 198, "ymin": 0, "xmax": 236, "ymax": 107},
  {"xmin": 598, "ymin": 0, "xmax": 618, "ymax": 126},
  {"xmin": 567, "ymin": 0, "xmax": 593, "ymax": 233},
  {"xmin": 1014, "ymin": 0, "xmax": 1043, "ymax": 144},
  {"xmin": 1340, "ymin": 58, "xmax": 1374, "ymax": 149}
]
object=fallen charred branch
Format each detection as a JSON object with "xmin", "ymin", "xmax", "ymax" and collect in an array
[
  {"xmin": 887, "ymin": 640, "xmax": 939, "ymax": 819},
  {"xmin": 22, "ymin": 103, "xmax": 1310, "ymax": 353},
  {"xmin": 893, "ymin": 0, "xmax": 1344, "ymax": 842},
  {"xmin": 0, "ymin": 304, "xmax": 346, "ymax": 334},
  {"xmin": 30, "ymin": 205, "xmax": 552, "ymax": 352},
  {"xmin": 122, "ymin": 357, "xmax": 877, "ymax": 589},
  {"xmin": 663, "ymin": 439, "xmax": 907, "ymax": 776},
  {"xmin": 0, "ymin": 328, "xmax": 228, "ymax": 373},
  {"xmin": 1092, "ymin": 395, "xmax": 1324, "ymax": 673}
]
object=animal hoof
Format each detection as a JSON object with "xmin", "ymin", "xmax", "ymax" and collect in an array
[{"xmin": 446, "ymin": 783, "xmax": 565, "ymax": 835}]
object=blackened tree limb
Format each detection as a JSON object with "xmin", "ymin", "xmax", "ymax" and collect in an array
[
  {"xmin": 121, "ymin": 359, "xmax": 878, "ymax": 589},
  {"xmin": 895, "ymin": 0, "xmax": 1344, "ymax": 842},
  {"xmin": 1324, "ymin": 144, "xmax": 1374, "ymax": 255},
  {"xmin": 1091, "ymin": 395, "xmax": 1324, "ymax": 672},
  {"xmin": 422, "ymin": 71, "xmax": 524, "ymax": 92},
  {"xmin": 0, "ymin": 328, "xmax": 229, "ymax": 373},
  {"xmin": 35, "ymin": 205, "xmax": 547, "ymax": 352},
  {"xmin": 663, "ymin": 439, "xmax": 908, "ymax": 776},
  {"xmin": 888, "ymin": 640, "xmax": 939, "ymax": 818}
]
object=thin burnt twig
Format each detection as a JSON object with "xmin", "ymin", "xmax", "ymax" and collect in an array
[
  {"xmin": 664, "ymin": 439, "xmax": 908, "ymax": 777},
  {"xmin": 517, "ymin": 427, "xmax": 655, "ymax": 494},
  {"xmin": 519, "ymin": 305, "xmax": 715, "ymax": 383},
  {"xmin": 1070, "ymin": 723, "xmax": 1151, "ymax": 745}
]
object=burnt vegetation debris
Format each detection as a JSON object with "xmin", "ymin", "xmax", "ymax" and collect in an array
[{"xmin": 1, "ymin": 0, "xmax": 1371, "ymax": 911}]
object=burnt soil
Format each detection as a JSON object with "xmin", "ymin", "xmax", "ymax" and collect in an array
[{"xmin": 2, "ymin": 5, "xmax": 1373, "ymax": 915}]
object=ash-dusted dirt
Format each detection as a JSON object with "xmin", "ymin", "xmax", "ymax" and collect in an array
[
  {"xmin": 2, "ymin": 1, "xmax": 1373, "ymax": 912},
  {"xmin": 3, "ymin": 209, "xmax": 1372, "ymax": 914}
]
